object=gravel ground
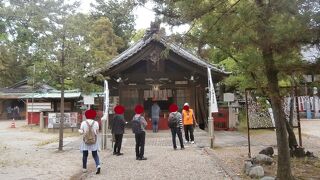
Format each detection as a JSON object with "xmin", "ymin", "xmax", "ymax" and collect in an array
[
  {"xmin": 0, "ymin": 120, "xmax": 80, "ymax": 180},
  {"xmin": 1, "ymin": 119, "xmax": 319, "ymax": 180},
  {"xmin": 78, "ymin": 130, "xmax": 232, "ymax": 180}
]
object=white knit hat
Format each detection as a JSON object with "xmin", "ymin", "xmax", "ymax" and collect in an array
[{"xmin": 184, "ymin": 102, "xmax": 189, "ymax": 106}]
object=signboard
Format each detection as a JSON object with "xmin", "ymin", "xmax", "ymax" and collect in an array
[
  {"xmin": 223, "ymin": 93, "xmax": 235, "ymax": 102},
  {"xmin": 83, "ymin": 95, "xmax": 94, "ymax": 105},
  {"xmin": 48, "ymin": 112, "xmax": 78, "ymax": 128}
]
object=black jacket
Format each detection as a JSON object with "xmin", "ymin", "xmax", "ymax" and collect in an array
[{"xmin": 111, "ymin": 114, "xmax": 126, "ymax": 135}]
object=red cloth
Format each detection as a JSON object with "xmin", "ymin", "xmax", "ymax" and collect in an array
[
  {"xmin": 114, "ymin": 105, "xmax": 125, "ymax": 114},
  {"xmin": 134, "ymin": 104, "xmax": 144, "ymax": 114},
  {"xmin": 169, "ymin": 104, "xmax": 178, "ymax": 112},
  {"xmin": 85, "ymin": 109, "xmax": 97, "ymax": 119}
]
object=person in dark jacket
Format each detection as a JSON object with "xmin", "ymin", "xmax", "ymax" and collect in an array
[
  {"xmin": 168, "ymin": 104, "xmax": 184, "ymax": 150},
  {"xmin": 111, "ymin": 105, "xmax": 126, "ymax": 156},
  {"xmin": 132, "ymin": 104, "xmax": 147, "ymax": 160}
]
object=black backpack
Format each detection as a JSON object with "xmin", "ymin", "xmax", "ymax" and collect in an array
[
  {"xmin": 132, "ymin": 117, "xmax": 143, "ymax": 134},
  {"xmin": 168, "ymin": 113, "xmax": 178, "ymax": 128}
]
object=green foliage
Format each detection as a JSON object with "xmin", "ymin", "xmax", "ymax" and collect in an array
[
  {"xmin": 0, "ymin": 1, "xmax": 123, "ymax": 92},
  {"xmin": 131, "ymin": 29, "xmax": 146, "ymax": 44},
  {"xmin": 92, "ymin": 0, "xmax": 139, "ymax": 51},
  {"xmin": 88, "ymin": 17, "xmax": 123, "ymax": 65},
  {"xmin": 154, "ymin": 0, "xmax": 319, "ymax": 91}
]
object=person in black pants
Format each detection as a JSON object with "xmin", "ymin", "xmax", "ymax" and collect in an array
[
  {"xmin": 168, "ymin": 104, "xmax": 184, "ymax": 150},
  {"xmin": 132, "ymin": 104, "xmax": 147, "ymax": 160},
  {"xmin": 111, "ymin": 105, "xmax": 126, "ymax": 156}
]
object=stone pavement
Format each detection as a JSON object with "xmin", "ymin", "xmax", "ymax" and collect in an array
[
  {"xmin": 75, "ymin": 128, "xmax": 238, "ymax": 180},
  {"xmin": 300, "ymin": 119, "xmax": 320, "ymax": 138}
]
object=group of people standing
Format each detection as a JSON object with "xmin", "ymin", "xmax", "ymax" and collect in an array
[
  {"xmin": 6, "ymin": 105, "xmax": 20, "ymax": 120},
  {"xmin": 78, "ymin": 102, "xmax": 198, "ymax": 174}
]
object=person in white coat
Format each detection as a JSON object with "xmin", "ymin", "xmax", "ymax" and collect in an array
[{"xmin": 79, "ymin": 109, "xmax": 101, "ymax": 174}]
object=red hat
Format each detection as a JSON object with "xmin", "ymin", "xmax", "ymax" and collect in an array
[
  {"xmin": 85, "ymin": 109, "xmax": 97, "ymax": 119},
  {"xmin": 114, "ymin": 105, "xmax": 125, "ymax": 114},
  {"xmin": 134, "ymin": 104, "xmax": 144, "ymax": 114},
  {"xmin": 169, "ymin": 104, "xmax": 178, "ymax": 112}
]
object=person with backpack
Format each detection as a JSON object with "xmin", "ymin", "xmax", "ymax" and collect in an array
[
  {"xmin": 111, "ymin": 105, "xmax": 126, "ymax": 156},
  {"xmin": 79, "ymin": 109, "xmax": 101, "ymax": 174},
  {"xmin": 168, "ymin": 104, "xmax": 184, "ymax": 150},
  {"xmin": 132, "ymin": 104, "xmax": 147, "ymax": 160},
  {"xmin": 182, "ymin": 103, "xmax": 198, "ymax": 144}
]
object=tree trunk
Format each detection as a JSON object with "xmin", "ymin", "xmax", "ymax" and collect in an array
[
  {"xmin": 263, "ymin": 49, "xmax": 293, "ymax": 179},
  {"xmin": 58, "ymin": 34, "xmax": 65, "ymax": 151},
  {"xmin": 287, "ymin": 88, "xmax": 298, "ymax": 150},
  {"xmin": 286, "ymin": 120, "xmax": 298, "ymax": 150},
  {"xmin": 255, "ymin": 0, "xmax": 293, "ymax": 178}
]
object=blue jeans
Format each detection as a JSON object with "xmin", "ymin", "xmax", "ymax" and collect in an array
[
  {"xmin": 82, "ymin": 150, "xmax": 100, "ymax": 169},
  {"xmin": 152, "ymin": 118, "xmax": 159, "ymax": 132}
]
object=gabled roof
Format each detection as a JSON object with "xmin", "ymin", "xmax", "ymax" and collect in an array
[
  {"xmin": 90, "ymin": 34, "xmax": 230, "ymax": 76},
  {"xmin": 2, "ymin": 79, "xmax": 57, "ymax": 93}
]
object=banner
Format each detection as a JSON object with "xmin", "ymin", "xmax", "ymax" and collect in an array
[{"xmin": 207, "ymin": 67, "xmax": 218, "ymax": 113}]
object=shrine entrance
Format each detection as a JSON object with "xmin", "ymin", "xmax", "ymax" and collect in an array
[{"xmin": 90, "ymin": 26, "xmax": 229, "ymax": 130}]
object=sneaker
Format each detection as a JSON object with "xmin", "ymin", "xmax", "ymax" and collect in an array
[
  {"xmin": 185, "ymin": 140, "xmax": 189, "ymax": 144},
  {"xmin": 136, "ymin": 157, "xmax": 140, "ymax": 160},
  {"xmin": 191, "ymin": 141, "xmax": 195, "ymax": 144},
  {"xmin": 82, "ymin": 169, "xmax": 87, "ymax": 173},
  {"xmin": 116, "ymin": 153, "xmax": 123, "ymax": 156},
  {"xmin": 96, "ymin": 165, "xmax": 101, "ymax": 174},
  {"xmin": 113, "ymin": 152, "xmax": 117, "ymax": 155}
]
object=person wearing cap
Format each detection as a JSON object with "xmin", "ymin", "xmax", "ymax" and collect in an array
[
  {"xmin": 182, "ymin": 102, "xmax": 198, "ymax": 144},
  {"xmin": 111, "ymin": 105, "xmax": 126, "ymax": 156},
  {"xmin": 132, "ymin": 104, "xmax": 148, "ymax": 160},
  {"xmin": 79, "ymin": 109, "xmax": 101, "ymax": 174},
  {"xmin": 168, "ymin": 104, "xmax": 184, "ymax": 150}
]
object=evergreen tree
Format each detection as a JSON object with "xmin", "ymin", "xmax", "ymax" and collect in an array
[{"xmin": 153, "ymin": 0, "xmax": 319, "ymax": 179}]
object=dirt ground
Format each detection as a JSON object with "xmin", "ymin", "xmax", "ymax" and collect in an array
[
  {"xmin": 0, "ymin": 120, "xmax": 82, "ymax": 180},
  {"xmin": 213, "ymin": 120, "xmax": 320, "ymax": 179},
  {"xmin": 0, "ymin": 119, "xmax": 319, "ymax": 179}
]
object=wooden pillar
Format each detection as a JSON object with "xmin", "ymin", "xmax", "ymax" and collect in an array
[{"xmin": 26, "ymin": 99, "xmax": 29, "ymax": 124}]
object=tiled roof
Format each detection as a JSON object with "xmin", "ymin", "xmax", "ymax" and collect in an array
[
  {"xmin": 89, "ymin": 34, "xmax": 230, "ymax": 76},
  {"xmin": 20, "ymin": 90, "xmax": 81, "ymax": 99}
]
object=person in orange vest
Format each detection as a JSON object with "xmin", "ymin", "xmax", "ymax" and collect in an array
[{"xmin": 182, "ymin": 103, "xmax": 198, "ymax": 144}]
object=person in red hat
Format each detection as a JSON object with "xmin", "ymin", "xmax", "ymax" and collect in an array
[
  {"xmin": 182, "ymin": 103, "xmax": 198, "ymax": 144},
  {"xmin": 131, "ymin": 104, "xmax": 147, "ymax": 160},
  {"xmin": 111, "ymin": 105, "xmax": 126, "ymax": 156},
  {"xmin": 168, "ymin": 104, "xmax": 185, "ymax": 150},
  {"xmin": 79, "ymin": 109, "xmax": 101, "ymax": 174}
]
